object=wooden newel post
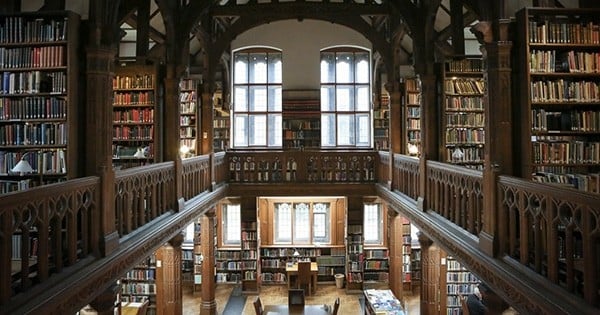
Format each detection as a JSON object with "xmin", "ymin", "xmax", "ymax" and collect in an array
[{"xmin": 200, "ymin": 212, "xmax": 217, "ymax": 315}]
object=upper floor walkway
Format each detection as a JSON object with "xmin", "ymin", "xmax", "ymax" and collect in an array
[{"xmin": 0, "ymin": 150, "xmax": 598, "ymax": 315}]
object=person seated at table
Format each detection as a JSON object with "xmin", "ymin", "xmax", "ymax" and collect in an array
[{"xmin": 466, "ymin": 283, "xmax": 489, "ymax": 315}]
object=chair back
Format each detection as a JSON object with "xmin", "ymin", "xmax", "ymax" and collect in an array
[
  {"xmin": 331, "ymin": 297, "xmax": 340, "ymax": 315},
  {"xmin": 297, "ymin": 261, "xmax": 311, "ymax": 285},
  {"xmin": 253, "ymin": 296, "xmax": 264, "ymax": 315},
  {"xmin": 288, "ymin": 288, "xmax": 305, "ymax": 307}
]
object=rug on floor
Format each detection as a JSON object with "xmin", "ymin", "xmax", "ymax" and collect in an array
[{"xmin": 222, "ymin": 285, "xmax": 246, "ymax": 315}]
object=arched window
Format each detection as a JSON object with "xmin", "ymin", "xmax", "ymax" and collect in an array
[
  {"xmin": 231, "ymin": 47, "xmax": 283, "ymax": 148},
  {"xmin": 320, "ymin": 47, "xmax": 371, "ymax": 147}
]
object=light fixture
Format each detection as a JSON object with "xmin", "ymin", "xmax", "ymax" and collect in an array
[
  {"xmin": 407, "ymin": 144, "xmax": 419, "ymax": 156},
  {"xmin": 293, "ymin": 249, "xmax": 300, "ymax": 263},
  {"xmin": 133, "ymin": 147, "xmax": 146, "ymax": 158},
  {"xmin": 11, "ymin": 152, "xmax": 35, "ymax": 175},
  {"xmin": 452, "ymin": 147, "xmax": 465, "ymax": 160},
  {"xmin": 179, "ymin": 144, "xmax": 190, "ymax": 158}
]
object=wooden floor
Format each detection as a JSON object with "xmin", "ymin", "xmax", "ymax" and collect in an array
[{"xmin": 182, "ymin": 283, "xmax": 421, "ymax": 315}]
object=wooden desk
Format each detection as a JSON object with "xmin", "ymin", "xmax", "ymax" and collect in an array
[
  {"xmin": 264, "ymin": 304, "xmax": 330, "ymax": 315},
  {"xmin": 285, "ymin": 262, "xmax": 318, "ymax": 294},
  {"xmin": 363, "ymin": 289, "xmax": 405, "ymax": 315},
  {"xmin": 120, "ymin": 301, "xmax": 149, "ymax": 315}
]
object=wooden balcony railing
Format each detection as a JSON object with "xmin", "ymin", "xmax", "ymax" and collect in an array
[
  {"xmin": 0, "ymin": 150, "xmax": 599, "ymax": 312},
  {"xmin": 497, "ymin": 176, "xmax": 600, "ymax": 306}
]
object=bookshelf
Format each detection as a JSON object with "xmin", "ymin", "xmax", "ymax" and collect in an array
[
  {"xmin": 315, "ymin": 247, "xmax": 346, "ymax": 282},
  {"xmin": 181, "ymin": 240, "xmax": 194, "ymax": 289},
  {"xmin": 120, "ymin": 254, "xmax": 157, "ymax": 315},
  {"xmin": 363, "ymin": 248, "xmax": 389, "ymax": 284},
  {"xmin": 213, "ymin": 90, "xmax": 229, "ymax": 152},
  {"xmin": 215, "ymin": 248, "xmax": 241, "ymax": 283},
  {"xmin": 410, "ymin": 246, "xmax": 421, "ymax": 294},
  {"xmin": 282, "ymin": 91, "xmax": 320, "ymax": 150},
  {"xmin": 404, "ymin": 77, "xmax": 422, "ymax": 156},
  {"xmin": 401, "ymin": 217, "xmax": 412, "ymax": 291},
  {"xmin": 346, "ymin": 224, "xmax": 363, "ymax": 292},
  {"xmin": 374, "ymin": 91, "xmax": 389, "ymax": 151},
  {"xmin": 179, "ymin": 76, "xmax": 200, "ymax": 157},
  {"xmin": 442, "ymin": 57, "xmax": 485, "ymax": 170},
  {"xmin": 259, "ymin": 247, "xmax": 288, "ymax": 284},
  {"xmin": 440, "ymin": 253, "xmax": 479, "ymax": 315},
  {"xmin": 192, "ymin": 219, "xmax": 203, "ymax": 293},
  {"xmin": 0, "ymin": 11, "xmax": 80, "ymax": 194},
  {"xmin": 516, "ymin": 8, "xmax": 600, "ymax": 194},
  {"xmin": 112, "ymin": 63, "xmax": 161, "ymax": 169},
  {"xmin": 241, "ymin": 221, "xmax": 258, "ymax": 293}
]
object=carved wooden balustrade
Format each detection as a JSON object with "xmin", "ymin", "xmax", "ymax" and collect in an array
[
  {"xmin": 392, "ymin": 153, "xmax": 420, "ymax": 201},
  {"xmin": 182, "ymin": 155, "xmax": 210, "ymax": 200},
  {"xmin": 226, "ymin": 150, "xmax": 378, "ymax": 184},
  {"xmin": 213, "ymin": 151, "xmax": 228, "ymax": 186},
  {"xmin": 0, "ymin": 177, "xmax": 101, "ymax": 305},
  {"xmin": 425, "ymin": 161, "xmax": 484, "ymax": 235},
  {"xmin": 114, "ymin": 162, "xmax": 177, "ymax": 237},
  {"xmin": 497, "ymin": 176, "xmax": 600, "ymax": 307}
]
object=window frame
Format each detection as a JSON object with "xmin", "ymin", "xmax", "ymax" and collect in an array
[
  {"xmin": 320, "ymin": 47, "xmax": 372, "ymax": 148},
  {"xmin": 273, "ymin": 201, "xmax": 332, "ymax": 245},
  {"xmin": 220, "ymin": 203, "xmax": 241, "ymax": 247},
  {"xmin": 363, "ymin": 203, "xmax": 383, "ymax": 245},
  {"xmin": 231, "ymin": 47, "xmax": 283, "ymax": 149}
]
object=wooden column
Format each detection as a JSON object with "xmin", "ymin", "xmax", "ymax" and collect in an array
[
  {"xmin": 85, "ymin": 46, "xmax": 119, "ymax": 255},
  {"xmin": 387, "ymin": 211, "xmax": 403, "ymax": 300},
  {"xmin": 155, "ymin": 234, "xmax": 184, "ymax": 315},
  {"xmin": 89, "ymin": 284, "xmax": 119, "ymax": 315},
  {"xmin": 200, "ymin": 89, "xmax": 214, "ymax": 155},
  {"xmin": 418, "ymin": 232, "xmax": 440, "ymax": 315},
  {"xmin": 417, "ymin": 73, "xmax": 438, "ymax": 211},
  {"xmin": 163, "ymin": 64, "xmax": 185, "ymax": 210},
  {"xmin": 471, "ymin": 20, "xmax": 513, "ymax": 257},
  {"xmin": 200, "ymin": 212, "xmax": 217, "ymax": 315},
  {"xmin": 388, "ymin": 80, "xmax": 403, "ymax": 154}
]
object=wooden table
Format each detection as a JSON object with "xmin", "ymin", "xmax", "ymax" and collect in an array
[
  {"xmin": 285, "ymin": 262, "xmax": 318, "ymax": 294},
  {"xmin": 264, "ymin": 304, "xmax": 330, "ymax": 315}
]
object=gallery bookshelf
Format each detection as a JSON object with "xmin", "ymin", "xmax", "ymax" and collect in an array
[
  {"xmin": 215, "ymin": 247, "xmax": 242, "ymax": 283},
  {"xmin": 179, "ymin": 76, "xmax": 200, "ymax": 157},
  {"xmin": 259, "ymin": 247, "xmax": 288, "ymax": 285},
  {"xmin": 0, "ymin": 11, "xmax": 80, "ymax": 194},
  {"xmin": 112, "ymin": 63, "xmax": 161, "ymax": 169},
  {"xmin": 241, "ymin": 221, "xmax": 258, "ymax": 293},
  {"xmin": 440, "ymin": 253, "xmax": 479, "ymax": 315},
  {"xmin": 213, "ymin": 90, "xmax": 229, "ymax": 152},
  {"xmin": 316, "ymin": 247, "xmax": 346, "ymax": 282},
  {"xmin": 119, "ymin": 254, "xmax": 157, "ymax": 315},
  {"xmin": 346, "ymin": 224, "xmax": 364, "ymax": 292},
  {"xmin": 404, "ymin": 77, "xmax": 422, "ymax": 156},
  {"xmin": 401, "ymin": 217, "xmax": 412, "ymax": 291},
  {"xmin": 442, "ymin": 56, "xmax": 486, "ymax": 170},
  {"xmin": 515, "ymin": 7, "xmax": 600, "ymax": 194},
  {"xmin": 282, "ymin": 91, "xmax": 320, "ymax": 150},
  {"xmin": 374, "ymin": 90, "xmax": 390, "ymax": 151}
]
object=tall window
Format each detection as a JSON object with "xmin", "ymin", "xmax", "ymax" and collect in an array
[
  {"xmin": 222, "ymin": 204, "xmax": 241, "ymax": 245},
  {"xmin": 320, "ymin": 48, "xmax": 371, "ymax": 147},
  {"xmin": 232, "ymin": 48, "xmax": 282, "ymax": 148},
  {"xmin": 363, "ymin": 203, "xmax": 382, "ymax": 245},
  {"xmin": 274, "ymin": 202, "xmax": 331, "ymax": 244}
]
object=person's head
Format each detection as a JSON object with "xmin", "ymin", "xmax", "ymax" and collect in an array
[{"xmin": 477, "ymin": 283, "xmax": 490, "ymax": 299}]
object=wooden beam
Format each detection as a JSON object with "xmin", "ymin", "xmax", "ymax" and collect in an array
[
  {"xmin": 40, "ymin": 0, "xmax": 65, "ymax": 11},
  {"xmin": 136, "ymin": 0, "xmax": 150, "ymax": 59},
  {"xmin": 450, "ymin": 0, "xmax": 465, "ymax": 56}
]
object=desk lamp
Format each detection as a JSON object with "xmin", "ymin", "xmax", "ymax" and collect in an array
[{"xmin": 11, "ymin": 152, "xmax": 35, "ymax": 175}]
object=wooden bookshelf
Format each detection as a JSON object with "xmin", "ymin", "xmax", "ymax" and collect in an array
[
  {"xmin": 440, "ymin": 252, "xmax": 479, "ymax": 315},
  {"xmin": 112, "ymin": 63, "xmax": 161, "ymax": 169},
  {"xmin": 516, "ymin": 8, "xmax": 600, "ymax": 194},
  {"xmin": 374, "ymin": 91, "xmax": 389, "ymax": 151},
  {"xmin": 404, "ymin": 77, "xmax": 422, "ymax": 156},
  {"xmin": 241, "ymin": 221, "xmax": 258, "ymax": 293},
  {"xmin": 179, "ymin": 76, "xmax": 200, "ymax": 157},
  {"xmin": 120, "ymin": 254, "xmax": 157, "ymax": 315},
  {"xmin": 213, "ymin": 90, "xmax": 229, "ymax": 152},
  {"xmin": 346, "ymin": 224, "xmax": 363, "ymax": 292},
  {"xmin": 363, "ymin": 248, "xmax": 389, "ymax": 284},
  {"xmin": 0, "ymin": 11, "xmax": 80, "ymax": 194},
  {"xmin": 282, "ymin": 90, "xmax": 320, "ymax": 150},
  {"xmin": 400, "ymin": 217, "xmax": 412, "ymax": 291},
  {"xmin": 442, "ymin": 56, "xmax": 485, "ymax": 170},
  {"xmin": 215, "ymin": 248, "xmax": 242, "ymax": 283},
  {"xmin": 410, "ymin": 246, "xmax": 421, "ymax": 294},
  {"xmin": 315, "ymin": 247, "xmax": 346, "ymax": 282}
]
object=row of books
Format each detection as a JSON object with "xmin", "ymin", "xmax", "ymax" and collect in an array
[
  {"xmin": 365, "ymin": 249, "xmax": 389, "ymax": 259},
  {"xmin": 373, "ymin": 120, "xmax": 388, "ymax": 129},
  {"xmin": 180, "ymin": 102, "xmax": 196, "ymax": 114},
  {"xmin": 112, "ymin": 126, "xmax": 154, "ymax": 140},
  {"xmin": 179, "ymin": 127, "xmax": 195, "ymax": 138},
  {"xmin": 446, "ymin": 283, "xmax": 478, "ymax": 295},
  {"xmin": 0, "ymin": 46, "xmax": 65, "ymax": 69},
  {"xmin": 532, "ymin": 109, "xmax": 600, "ymax": 132},
  {"xmin": 446, "ymin": 58, "xmax": 484, "ymax": 72},
  {"xmin": 363, "ymin": 271, "xmax": 389, "ymax": 281},
  {"xmin": 261, "ymin": 259, "xmax": 285, "ymax": 268},
  {"xmin": 447, "ymin": 271, "xmax": 479, "ymax": 282},
  {"xmin": 407, "ymin": 130, "xmax": 421, "ymax": 141},
  {"xmin": 113, "ymin": 91, "xmax": 155, "ymax": 105},
  {"xmin": 444, "ymin": 79, "xmax": 485, "ymax": 95},
  {"xmin": 179, "ymin": 91, "xmax": 197, "ymax": 102},
  {"xmin": 445, "ymin": 147, "xmax": 483, "ymax": 163},
  {"xmin": 241, "ymin": 242, "xmax": 256, "ymax": 250},
  {"xmin": 180, "ymin": 116, "xmax": 194, "ymax": 126},
  {"xmin": 114, "ymin": 108, "xmax": 154, "ymax": 123},
  {"xmin": 241, "ymin": 261, "xmax": 256, "ymax": 269},
  {"xmin": 216, "ymin": 250, "xmax": 241, "ymax": 260},
  {"xmin": 0, "ymin": 96, "xmax": 66, "ymax": 120},
  {"xmin": 532, "ymin": 172, "xmax": 599, "ymax": 194},
  {"xmin": 318, "ymin": 266, "xmax": 345, "ymax": 276},
  {"xmin": 444, "ymin": 129, "xmax": 485, "ymax": 144},
  {"xmin": 124, "ymin": 269, "xmax": 156, "ymax": 281},
  {"xmin": 528, "ymin": 20, "xmax": 600, "ymax": 44},
  {"xmin": 112, "ymin": 145, "xmax": 153, "ymax": 159},
  {"xmin": 0, "ymin": 16, "xmax": 68, "ymax": 43},
  {"xmin": 113, "ymin": 74, "xmax": 154, "ymax": 90},
  {"xmin": 0, "ymin": 122, "xmax": 67, "ymax": 145},
  {"xmin": 259, "ymin": 272, "xmax": 286, "ymax": 282},
  {"xmin": 243, "ymin": 271, "xmax": 256, "ymax": 280},
  {"xmin": 216, "ymin": 261, "xmax": 241, "ymax": 270},
  {"xmin": 532, "ymin": 140, "xmax": 600, "ymax": 164},
  {"xmin": 445, "ymin": 112, "xmax": 485, "ymax": 127},
  {"xmin": 406, "ymin": 93, "xmax": 421, "ymax": 104},
  {"xmin": 121, "ymin": 283, "xmax": 156, "ymax": 295},
  {"xmin": 11, "ymin": 234, "xmax": 38, "ymax": 259},
  {"xmin": 530, "ymin": 79, "xmax": 600, "ymax": 103},
  {"xmin": 241, "ymin": 230, "xmax": 257, "ymax": 240},
  {"xmin": 445, "ymin": 95, "xmax": 485, "ymax": 110},
  {"xmin": 364, "ymin": 260, "xmax": 389, "ymax": 270},
  {"xmin": 0, "ymin": 178, "xmax": 30, "ymax": 194},
  {"xmin": 316, "ymin": 256, "xmax": 345, "ymax": 265},
  {"xmin": 213, "ymin": 118, "xmax": 229, "ymax": 128},
  {"xmin": 407, "ymin": 107, "xmax": 420, "ymax": 118},
  {"xmin": 530, "ymin": 50, "xmax": 600, "ymax": 73},
  {"xmin": 0, "ymin": 149, "xmax": 66, "ymax": 174},
  {"xmin": 1, "ymin": 71, "xmax": 66, "ymax": 94}
]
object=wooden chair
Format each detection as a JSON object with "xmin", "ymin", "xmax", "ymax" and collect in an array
[
  {"xmin": 296, "ymin": 261, "xmax": 312, "ymax": 296},
  {"xmin": 288, "ymin": 288, "xmax": 305, "ymax": 307},
  {"xmin": 253, "ymin": 296, "xmax": 264, "ymax": 315},
  {"xmin": 331, "ymin": 297, "xmax": 340, "ymax": 315}
]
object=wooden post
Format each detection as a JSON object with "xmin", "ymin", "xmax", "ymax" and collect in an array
[
  {"xmin": 200, "ymin": 211, "xmax": 217, "ymax": 315},
  {"xmin": 418, "ymin": 232, "xmax": 440, "ymax": 315},
  {"xmin": 163, "ymin": 64, "xmax": 185, "ymax": 210},
  {"xmin": 155, "ymin": 234, "xmax": 184, "ymax": 315}
]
